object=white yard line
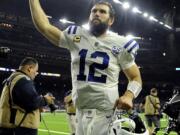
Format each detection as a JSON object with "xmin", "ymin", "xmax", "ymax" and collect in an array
[
  {"xmin": 38, "ymin": 129, "xmax": 69, "ymax": 135},
  {"xmin": 41, "ymin": 121, "xmax": 68, "ymax": 125}
]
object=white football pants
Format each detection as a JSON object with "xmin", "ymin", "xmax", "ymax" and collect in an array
[{"xmin": 76, "ymin": 109, "xmax": 113, "ymax": 135}]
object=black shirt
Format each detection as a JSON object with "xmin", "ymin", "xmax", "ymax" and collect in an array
[{"xmin": 11, "ymin": 71, "xmax": 47, "ymax": 113}]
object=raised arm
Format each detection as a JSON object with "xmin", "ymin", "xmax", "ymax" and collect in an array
[{"xmin": 29, "ymin": 0, "xmax": 63, "ymax": 46}]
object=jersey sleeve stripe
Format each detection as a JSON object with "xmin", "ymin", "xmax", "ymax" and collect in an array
[
  {"xmin": 123, "ymin": 39, "xmax": 134, "ymax": 49},
  {"xmin": 67, "ymin": 25, "xmax": 78, "ymax": 34},
  {"xmin": 127, "ymin": 43, "xmax": 139, "ymax": 53},
  {"xmin": 73, "ymin": 26, "xmax": 77, "ymax": 34},
  {"xmin": 124, "ymin": 40, "xmax": 137, "ymax": 51},
  {"xmin": 70, "ymin": 26, "xmax": 75, "ymax": 34},
  {"xmin": 67, "ymin": 26, "xmax": 72, "ymax": 34}
]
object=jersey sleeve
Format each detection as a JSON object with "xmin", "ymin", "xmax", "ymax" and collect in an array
[
  {"xmin": 58, "ymin": 25, "xmax": 80, "ymax": 50},
  {"xmin": 118, "ymin": 38, "xmax": 139, "ymax": 70}
]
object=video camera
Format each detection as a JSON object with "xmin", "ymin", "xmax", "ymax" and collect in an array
[
  {"xmin": 159, "ymin": 87, "xmax": 180, "ymax": 135},
  {"xmin": 46, "ymin": 92, "xmax": 58, "ymax": 113}
]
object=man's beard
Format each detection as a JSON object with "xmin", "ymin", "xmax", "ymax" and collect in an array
[{"xmin": 89, "ymin": 19, "xmax": 109, "ymax": 37}]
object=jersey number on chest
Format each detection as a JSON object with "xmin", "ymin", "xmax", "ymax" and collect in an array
[{"xmin": 77, "ymin": 49, "xmax": 109, "ymax": 83}]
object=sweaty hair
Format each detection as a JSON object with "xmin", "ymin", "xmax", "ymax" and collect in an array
[
  {"xmin": 94, "ymin": 1, "xmax": 115, "ymax": 19},
  {"xmin": 19, "ymin": 57, "xmax": 38, "ymax": 67}
]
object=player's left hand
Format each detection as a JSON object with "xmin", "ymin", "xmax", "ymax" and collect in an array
[{"xmin": 114, "ymin": 90, "xmax": 134, "ymax": 110}]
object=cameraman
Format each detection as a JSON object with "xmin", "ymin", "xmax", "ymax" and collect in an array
[
  {"xmin": 140, "ymin": 88, "xmax": 161, "ymax": 135},
  {"xmin": 0, "ymin": 57, "xmax": 55, "ymax": 135}
]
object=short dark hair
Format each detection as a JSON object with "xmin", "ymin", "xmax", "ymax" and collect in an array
[
  {"xmin": 19, "ymin": 57, "xmax": 38, "ymax": 67},
  {"xmin": 94, "ymin": 1, "xmax": 115, "ymax": 19},
  {"xmin": 151, "ymin": 88, "xmax": 157, "ymax": 93}
]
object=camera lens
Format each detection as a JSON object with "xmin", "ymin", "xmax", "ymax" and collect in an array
[{"xmin": 49, "ymin": 104, "xmax": 58, "ymax": 113}]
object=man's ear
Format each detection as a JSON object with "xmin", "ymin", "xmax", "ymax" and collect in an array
[
  {"xmin": 27, "ymin": 67, "xmax": 31, "ymax": 72},
  {"xmin": 109, "ymin": 17, "xmax": 114, "ymax": 26},
  {"xmin": 27, "ymin": 65, "xmax": 32, "ymax": 72}
]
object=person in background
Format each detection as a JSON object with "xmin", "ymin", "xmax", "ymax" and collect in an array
[
  {"xmin": 0, "ymin": 57, "xmax": 55, "ymax": 135},
  {"xmin": 140, "ymin": 88, "xmax": 161, "ymax": 135},
  {"xmin": 64, "ymin": 91, "xmax": 76, "ymax": 135}
]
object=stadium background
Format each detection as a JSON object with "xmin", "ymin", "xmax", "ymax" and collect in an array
[{"xmin": 0, "ymin": 0, "xmax": 180, "ymax": 134}]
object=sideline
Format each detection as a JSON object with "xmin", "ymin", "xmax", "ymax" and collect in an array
[{"xmin": 39, "ymin": 129, "xmax": 69, "ymax": 135}]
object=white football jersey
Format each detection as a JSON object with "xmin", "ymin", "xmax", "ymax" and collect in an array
[{"xmin": 59, "ymin": 25, "xmax": 139, "ymax": 111}]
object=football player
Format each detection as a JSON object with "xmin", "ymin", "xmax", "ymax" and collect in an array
[{"xmin": 29, "ymin": 1, "xmax": 142, "ymax": 135}]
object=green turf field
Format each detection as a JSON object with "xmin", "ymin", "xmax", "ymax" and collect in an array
[{"xmin": 38, "ymin": 112, "xmax": 178, "ymax": 135}]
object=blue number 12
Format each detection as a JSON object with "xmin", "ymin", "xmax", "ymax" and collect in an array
[{"xmin": 77, "ymin": 49, "xmax": 109, "ymax": 83}]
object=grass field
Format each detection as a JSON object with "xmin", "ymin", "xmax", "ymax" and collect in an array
[{"xmin": 38, "ymin": 112, "xmax": 178, "ymax": 135}]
